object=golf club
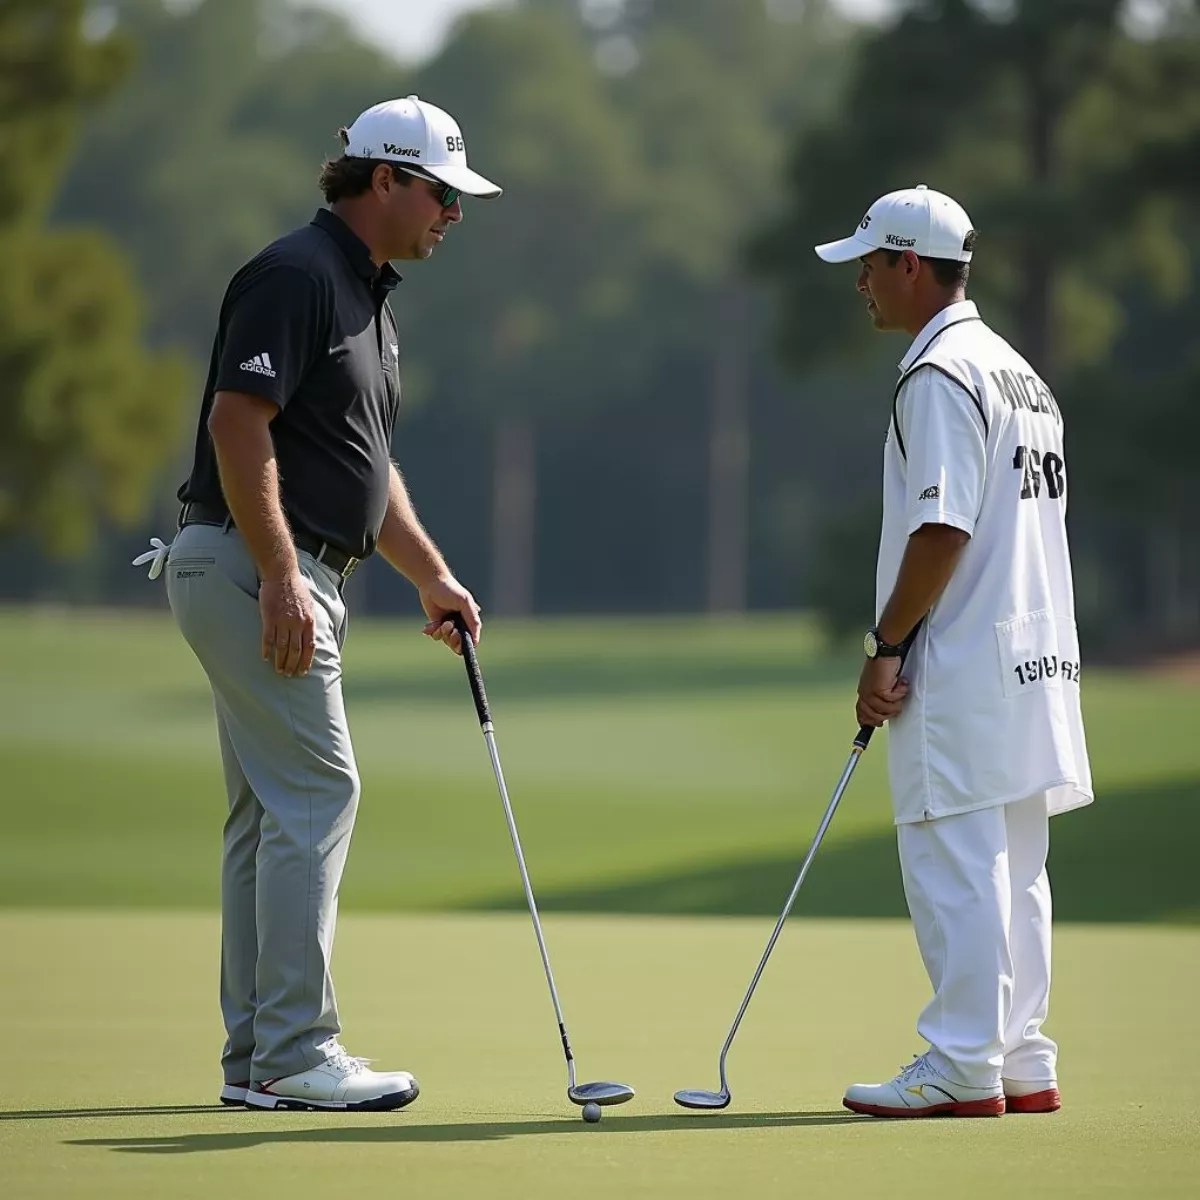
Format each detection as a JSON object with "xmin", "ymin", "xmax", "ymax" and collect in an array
[
  {"xmin": 451, "ymin": 614, "xmax": 635, "ymax": 1112},
  {"xmin": 674, "ymin": 632, "xmax": 918, "ymax": 1111}
]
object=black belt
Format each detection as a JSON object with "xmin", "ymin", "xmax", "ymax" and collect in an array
[{"xmin": 178, "ymin": 501, "xmax": 361, "ymax": 580}]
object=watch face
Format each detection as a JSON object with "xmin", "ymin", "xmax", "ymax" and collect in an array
[{"xmin": 864, "ymin": 630, "xmax": 878, "ymax": 659}]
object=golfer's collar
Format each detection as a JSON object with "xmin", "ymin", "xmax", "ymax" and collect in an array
[
  {"xmin": 312, "ymin": 208, "xmax": 402, "ymax": 289},
  {"xmin": 898, "ymin": 300, "xmax": 979, "ymax": 374}
]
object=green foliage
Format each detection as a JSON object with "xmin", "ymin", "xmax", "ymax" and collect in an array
[
  {"xmin": 0, "ymin": 0, "xmax": 128, "ymax": 223},
  {"xmin": 408, "ymin": 6, "xmax": 643, "ymax": 418},
  {"xmin": 0, "ymin": 229, "xmax": 186, "ymax": 551},
  {"xmin": 758, "ymin": 0, "xmax": 1200, "ymax": 645},
  {"xmin": 0, "ymin": 0, "xmax": 187, "ymax": 553},
  {"xmin": 806, "ymin": 497, "xmax": 881, "ymax": 641},
  {"xmin": 6, "ymin": 0, "xmax": 1195, "ymax": 640},
  {"xmin": 57, "ymin": 0, "xmax": 410, "ymax": 359},
  {"xmin": 756, "ymin": 0, "xmax": 1134, "ymax": 373}
]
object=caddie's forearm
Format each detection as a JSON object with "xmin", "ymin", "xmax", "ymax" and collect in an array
[
  {"xmin": 208, "ymin": 396, "xmax": 298, "ymax": 583},
  {"xmin": 376, "ymin": 464, "xmax": 449, "ymax": 588},
  {"xmin": 876, "ymin": 523, "xmax": 971, "ymax": 645}
]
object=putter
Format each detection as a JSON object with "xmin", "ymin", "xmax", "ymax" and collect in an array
[
  {"xmin": 674, "ymin": 633, "xmax": 918, "ymax": 1111},
  {"xmin": 451, "ymin": 615, "xmax": 635, "ymax": 1110}
]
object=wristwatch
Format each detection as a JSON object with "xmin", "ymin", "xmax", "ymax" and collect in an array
[{"xmin": 864, "ymin": 627, "xmax": 905, "ymax": 659}]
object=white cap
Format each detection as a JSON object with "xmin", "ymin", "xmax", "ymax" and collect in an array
[
  {"xmin": 343, "ymin": 95, "xmax": 502, "ymax": 199},
  {"xmin": 814, "ymin": 185, "xmax": 974, "ymax": 263}
]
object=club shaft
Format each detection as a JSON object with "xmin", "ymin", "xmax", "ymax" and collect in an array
[
  {"xmin": 482, "ymin": 725, "xmax": 575, "ymax": 1072},
  {"xmin": 716, "ymin": 745, "xmax": 865, "ymax": 1088}
]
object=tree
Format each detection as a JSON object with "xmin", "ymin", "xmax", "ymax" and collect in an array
[
  {"xmin": 57, "ymin": 0, "xmax": 411, "ymax": 360},
  {"xmin": 756, "ymin": 0, "xmax": 1200, "ymax": 647},
  {"xmin": 581, "ymin": 0, "xmax": 855, "ymax": 612},
  {"xmin": 758, "ymin": 0, "xmax": 1138, "ymax": 375},
  {"xmin": 0, "ymin": 0, "xmax": 186, "ymax": 554},
  {"xmin": 410, "ymin": 6, "xmax": 643, "ymax": 615}
]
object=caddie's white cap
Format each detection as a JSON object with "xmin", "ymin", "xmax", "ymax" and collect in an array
[
  {"xmin": 343, "ymin": 95, "xmax": 502, "ymax": 199},
  {"xmin": 814, "ymin": 184, "xmax": 974, "ymax": 263}
]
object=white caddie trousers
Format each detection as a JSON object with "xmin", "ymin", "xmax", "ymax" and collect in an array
[{"xmin": 897, "ymin": 790, "xmax": 1057, "ymax": 1089}]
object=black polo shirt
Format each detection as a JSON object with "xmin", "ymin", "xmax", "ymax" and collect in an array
[{"xmin": 179, "ymin": 209, "xmax": 402, "ymax": 559}]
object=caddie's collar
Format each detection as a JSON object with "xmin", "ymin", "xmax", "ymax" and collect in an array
[{"xmin": 899, "ymin": 300, "xmax": 979, "ymax": 373}]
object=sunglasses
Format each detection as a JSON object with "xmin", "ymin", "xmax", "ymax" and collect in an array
[{"xmin": 398, "ymin": 167, "xmax": 462, "ymax": 209}]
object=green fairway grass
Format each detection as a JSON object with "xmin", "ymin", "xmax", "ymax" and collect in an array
[
  {"xmin": 2, "ymin": 912, "xmax": 1197, "ymax": 1200},
  {"xmin": 3, "ymin": 610, "xmax": 1197, "ymax": 1197},
  {"xmin": 0, "ymin": 607, "xmax": 1196, "ymax": 919}
]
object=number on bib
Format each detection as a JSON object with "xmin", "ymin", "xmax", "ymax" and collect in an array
[{"xmin": 1013, "ymin": 445, "xmax": 1065, "ymax": 501}]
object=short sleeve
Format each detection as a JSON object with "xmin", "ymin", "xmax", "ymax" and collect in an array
[
  {"xmin": 215, "ymin": 266, "xmax": 324, "ymax": 408},
  {"xmin": 897, "ymin": 367, "xmax": 987, "ymax": 537}
]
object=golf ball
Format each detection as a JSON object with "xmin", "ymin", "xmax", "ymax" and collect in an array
[{"xmin": 582, "ymin": 1102, "xmax": 602, "ymax": 1123}]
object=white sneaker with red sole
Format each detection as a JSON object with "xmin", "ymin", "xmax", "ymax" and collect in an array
[
  {"xmin": 1004, "ymin": 1078, "xmax": 1061, "ymax": 1113},
  {"xmin": 245, "ymin": 1047, "xmax": 419, "ymax": 1112},
  {"xmin": 843, "ymin": 1053, "xmax": 1005, "ymax": 1118}
]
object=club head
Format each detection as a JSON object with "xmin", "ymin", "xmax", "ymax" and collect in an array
[
  {"xmin": 568, "ymin": 1081, "xmax": 636, "ymax": 1107},
  {"xmin": 673, "ymin": 1088, "xmax": 731, "ymax": 1110}
]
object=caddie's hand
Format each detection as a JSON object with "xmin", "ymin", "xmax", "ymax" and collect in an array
[
  {"xmin": 420, "ymin": 574, "xmax": 481, "ymax": 656},
  {"xmin": 856, "ymin": 655, "xmax": 910, "ymax": 728},
  {"xmin": 260, "ymin": 570, "xmax": 316, "ymax": 677}
]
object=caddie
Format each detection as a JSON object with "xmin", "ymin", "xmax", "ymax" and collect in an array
[{"xmin": 813, "ymin": 185, "xmax": 1092, "ymax": 1118}]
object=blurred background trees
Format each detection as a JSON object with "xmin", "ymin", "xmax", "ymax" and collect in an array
[
  {"xmin": 2, "ymin": 0, "xmax": 1197, "ymax": 652},
  {"xmin": 0, "ymin": 0, "xmax": 186, "ymax": 556},
  {"xmin": 758, "ymin": 0, "xmax": 1200, "ymax": 646}
]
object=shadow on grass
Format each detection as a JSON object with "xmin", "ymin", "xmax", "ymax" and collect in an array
[
  {"xmin": 1, "ymin": 1106, "xmax": 228, "ymax": 1120},
  {"xmin": 68, "ymin": 1110, "xmax": 865, "ymax": 1153},
  {"xmin": 467, "ymin": 776, "xmax": 1200, "ymax": 924}
]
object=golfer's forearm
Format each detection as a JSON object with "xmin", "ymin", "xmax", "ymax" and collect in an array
[
  {"xmin": 876, "ymin": 523, "xmax": 971, "ymax": 644},
  {"xmin": 208, "ymin": 394, "xmax": 298, "ymax": 583},
  {"xmin": 377, "ymin": 464, "xmax": 449, "ymax": 587}
]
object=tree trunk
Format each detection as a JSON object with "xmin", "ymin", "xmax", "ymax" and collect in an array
[
  {"xmin": 491, "ymin": 414, "xmax": 537, "ymax": 616},
  {"xmin": 1149, "ymin": 519, "xmax": 1195, "ymax": 644},
  {"xmin": 705, "ymin": 285, "xmax": 751, "ymax": 614}
]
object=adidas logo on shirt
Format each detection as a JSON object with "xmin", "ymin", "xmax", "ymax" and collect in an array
[{"xmin": 240, "ymin": 352, "xmax": 277, "ymax": 378}]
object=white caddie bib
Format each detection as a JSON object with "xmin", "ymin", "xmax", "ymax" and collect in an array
[{"xmin": 878, "ymin": 301, "xmax": 1093, "ymax": 824}]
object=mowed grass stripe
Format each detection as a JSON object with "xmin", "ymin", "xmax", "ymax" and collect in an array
[
  {"xmin": 1, "ymin": 913, "xmax": 1197, "ymax": 1200},
  {"xmin": 1, "ymin": 608, "xmax": 1196, "ymax": 919}
]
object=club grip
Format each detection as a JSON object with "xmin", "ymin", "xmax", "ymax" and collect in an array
[
  {"xmin": 853, "ymin": 723, "xmax": 877, "ymax": 751},
  {"xmin": 452, "ymin": 613, "xmax": 491, "ymax": 727},
  {"xmin": 854, "ymin": 623, "xmax": 922, "ymax": 751}
]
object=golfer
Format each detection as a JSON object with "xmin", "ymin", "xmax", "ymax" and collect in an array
[
  {"xmin": 813, "ymin": 185, "xmax": 1092, "ymax": 1118},
  {"xmin": 135, "ymin": 97, "xmax": 500, "ymax": 1111}
]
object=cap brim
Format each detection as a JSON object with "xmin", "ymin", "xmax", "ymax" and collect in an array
[
  {"xmin": 813, "ymin": 233, "xmax": 877, "ymax": 263},
  {"xmin": 424, "ymin": 163, "xmax": 503, "ymax": 199}
]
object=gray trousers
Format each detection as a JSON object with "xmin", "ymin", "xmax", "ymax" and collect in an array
[{"xmin": 166, "ymin": 522, "xmax": 359, "ymax": 1083}]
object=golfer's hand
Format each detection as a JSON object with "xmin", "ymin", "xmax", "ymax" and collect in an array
[
  {"xmin": 420, "ymin": 574, "xmax": 481, "ymax": 656},
  {"xmin": 260, "ymin": 570, "xmax": 316, "ymax": 677},
  {"xmin": 856, "ymin": 655, "xmax": 909, "ymax": 728}
]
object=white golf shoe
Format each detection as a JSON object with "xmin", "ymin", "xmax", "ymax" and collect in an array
[
  {"xmin": 219, "ymin": 1081, "xmax": 249, "ymax": 1107},
  {"xmin": 843, "ymin": 1052, "xmax": 1004, "ymax": 1118},
  {"xmin": 245, "ymin": 1045, "xmax": 419, "ymax": 1112}
]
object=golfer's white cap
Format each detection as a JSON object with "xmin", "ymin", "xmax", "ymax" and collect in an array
[
  {"xmin": 814, "ymin": 185, "xmax": 974, "ymax": 263},
  {"xmin": 342, "ymin": 95, "xmax": 502, "ymax": 199}
]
